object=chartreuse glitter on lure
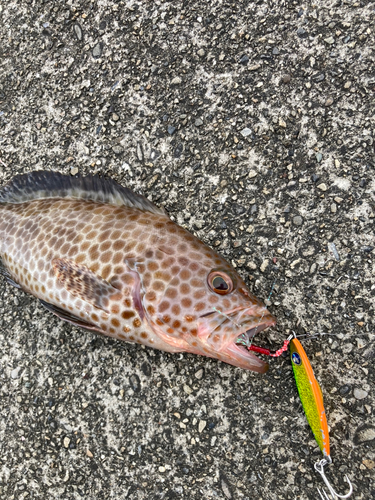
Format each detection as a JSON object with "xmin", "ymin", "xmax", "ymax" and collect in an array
[
  {"xmin": 290, "ymin": 337, "xmax": 329, "ymax": 457},
  {"xmin": 290, "ymin": 337, "xmax": 353, "ymax": 499}
]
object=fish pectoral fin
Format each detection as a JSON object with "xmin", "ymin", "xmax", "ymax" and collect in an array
[
  {"xmin": 39, "ymin": 299, "xmax": 105, "ymax": 333},
  {"xmin": 52, "ymin": 258, "xmax": 118, "ymax": 313}
]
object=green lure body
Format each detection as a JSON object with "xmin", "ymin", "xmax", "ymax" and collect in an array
[{"xmin": 290, "ymin": 338, "xmax": 330, "ymax": 458}]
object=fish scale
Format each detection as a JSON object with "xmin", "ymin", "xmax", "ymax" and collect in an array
[{"xmin": 0, "ymin": 171, "xmax": 276, "ymax": 373}]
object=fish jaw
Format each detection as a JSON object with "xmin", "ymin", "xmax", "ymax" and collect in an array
[
  {"xmin": 223, "ymin": 312, "xmax": 276, "ymax": 372},
  {"xmin": 195, "ymin": 308, "xmax": 277, "ymax": 373},
  {"xmin": 216, "ymin": 344, "xmax": 269, "ymax": 373}
]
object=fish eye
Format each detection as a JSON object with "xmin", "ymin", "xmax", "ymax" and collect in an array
[{"xmin": 207, "ymin": 271, "xmax": 233, "ymax": 295}]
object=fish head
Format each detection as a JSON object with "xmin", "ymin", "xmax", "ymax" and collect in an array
[
  {"xmin": 194, "ymin": 268, "xmax": 276, "ymax": 373},
  {"xmin": 141, "ymin": 241, "xmax": 276, "ymax": 373}
]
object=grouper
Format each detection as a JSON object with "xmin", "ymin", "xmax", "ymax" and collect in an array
[{"xmin": 0, "ymin": 171, "xmax": 276, "ymax": 373}]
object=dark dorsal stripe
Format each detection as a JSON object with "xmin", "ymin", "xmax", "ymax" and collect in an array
[{"xmin": 0, "ymin": 170, "xmax": 167, "ymax": 216}]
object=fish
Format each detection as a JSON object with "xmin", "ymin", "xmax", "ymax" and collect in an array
[{"xmin": 0, "ymin": 171, "xmax": 276, "ymax": 373}]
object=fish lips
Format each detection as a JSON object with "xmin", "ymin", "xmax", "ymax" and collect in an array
[
  {"xmin": 222, "ymin": 313, "xmax": 276, "ymax": 373},
  {"xmin": 223, "ymin": 313, "xmax": 277, "ymax": 373}
]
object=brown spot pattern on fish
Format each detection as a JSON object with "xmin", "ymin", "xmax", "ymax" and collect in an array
[{"xmin": 0, "ymin": 171, "xmax": 276, "ymax": 373}]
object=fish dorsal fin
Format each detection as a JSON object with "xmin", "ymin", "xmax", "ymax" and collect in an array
[{"xmin": 0, "ymin": 170, "xmax": 167, "ymax": 216}]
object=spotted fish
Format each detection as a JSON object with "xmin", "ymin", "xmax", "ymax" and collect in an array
[{"xmin": 0, "ymin": 171, "xmax": 276, "ymax": 373}]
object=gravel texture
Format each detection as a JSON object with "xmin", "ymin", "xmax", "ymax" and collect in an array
[{"xmin": 0, "ymin": 1, "xmax": 374, "ymax": 499}]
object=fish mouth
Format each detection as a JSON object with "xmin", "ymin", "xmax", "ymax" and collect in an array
[
  {"xmin": 197, "ymin": 307, "xmax": 276, "ymax": 373},
  {"xmin": 238, "ymin": 322, "xmax": 271, "ymax": 342},
  {"xmin": 223, "ymin": 313, "xmax": 276, "ymax": 373}
]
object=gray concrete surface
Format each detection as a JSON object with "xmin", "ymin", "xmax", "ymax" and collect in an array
[{"xmin": 0, "ymin": 1, "xmax": 374, "ymax": 499}]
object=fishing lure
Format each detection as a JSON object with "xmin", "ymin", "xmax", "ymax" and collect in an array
[
  {"xmin": 290, "ymin": 336, "xmax": 353, "ymax": 499},
  {"xmin": 290, "ymin": 337, "xmax": 330, "ymax": 458},
  {"xmin": 237, "ymin": 332, "xmax": 353, "ymax": 498}
]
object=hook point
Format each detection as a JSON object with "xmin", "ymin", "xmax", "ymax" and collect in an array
[{"xmin": 314, "ymin": 458, "xmax": 353, "ymax": 499}]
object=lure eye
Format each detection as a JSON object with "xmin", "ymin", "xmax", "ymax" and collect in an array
[{"xmin": 207, "ymin": 271, "xmax": 233, "ymax": 295}]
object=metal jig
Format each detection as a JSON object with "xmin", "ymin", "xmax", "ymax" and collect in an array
[{"xmin": 236, "ymin": 317, "xmax": 354, "ymax": 499}]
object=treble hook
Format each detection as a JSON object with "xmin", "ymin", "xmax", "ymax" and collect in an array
[{"xmin": 314, "ymin": 458, "xmax": 353, "ymax": 499}]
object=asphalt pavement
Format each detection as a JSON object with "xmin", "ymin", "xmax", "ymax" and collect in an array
[{"xmin": 0, "ymin": 1, "xmax": 374, "ymax": 499}]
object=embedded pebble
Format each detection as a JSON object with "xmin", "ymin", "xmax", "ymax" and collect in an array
[
  {"xmin": 171, "ymin": 76, "xmax": 182, "ymax": 85},
  {"xmin": 221, "ymin": 477, "xmax": 232, "ymax": 499},
  {"xmin": 354, "ymin": 425, "xmax": 375, "ymax": 444},
  {"xmin": 11, "ymin": 366, "xmax": 22, "ymax": 379},
  {"xmin": 339, "ymin": 385, "xmax": 351, "ymax": 396},
  {"xmin": 328, "ymin": 242, "xmax": 340, "ymax": 261},
  {"xmin": 260, "ymin": 259, "xmax": 269, "ymax": 272},
  {"xmin": 354, "ymin": 388, "xmax": 368, "ymax": 400},
  {"xmin": 240, "ymin": 128, "xmax": 252, "ymax": 137},
  {"xmin": 297, "ymin": 27, "xmax": 308, "ymax": 38},
  {"xmin": 356, "ymin": 338, "xmax": 366, "ymax": 349},
  {"xmin": 195, "ymin": 369, "xmax": 204, "ymax": 380},
  {"xmin": 293, "ymin": 215, "xmax": 303, "ymax": 226},
  {"xmin": 313, "ymin": 73, "xmax": 325, "ymax": 82},
  {"xmin": 63, "ymin": 437, "xmax": 71, "ymax": 449},
  {"xmin": 317, "ymin": 183, "xmax": 327, "ymax": 191},
  {"xmin": 198, "ymin": 420, "xmax": 207, "ymax": 433},
  {"xmin": 112, "ymin": 145, "xmax": 124, "ymax": 154},
  {"xmin": 73, "ymin": 23, "xmax": 83, "ymax": 41},
  {"xmin": 183, "ymin": 384, "xmax": 193, "ymax": 394},
  {"xmin": 130, "ymin": 374, "xmax": 141, "ymax": 393},
  {"xmin": 92, "ymin": 42, "xmax": 103, "ymax": 58}
]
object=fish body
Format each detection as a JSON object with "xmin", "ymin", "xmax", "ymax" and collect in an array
[{"xmin": 0, "ymin": 171, "xmax": 276, "ymax": 373}]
